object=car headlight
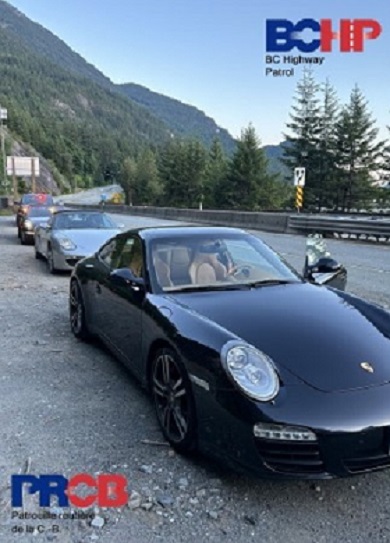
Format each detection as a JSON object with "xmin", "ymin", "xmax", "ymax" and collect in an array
[
  {"xmin": 24, "ymin": 220, "xmax": 33, "ymax": 230},
  {"xmin": 221, "ymin": 341, "xmax": 279, "ymax": 402},
  {"xmin": 58, "ymin": 237, "xmax": 77, "ymax": 250}
]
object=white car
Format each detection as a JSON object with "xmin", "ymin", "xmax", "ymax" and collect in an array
[{"xmin": 35, "ymin": 209, "xmax": 123, "ymax": 273}]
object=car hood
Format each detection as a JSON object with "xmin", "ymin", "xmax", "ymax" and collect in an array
[
  {"xmin": 54, "ymin": 229, "xmax": 119, "ymax": 253},
  {"xmin": 30, "ymin": 217, "xmax": 50, "ymax": 226},
  {"xmin": 168, "ymin": 283, "xmax": 390, "ymax": 392}
]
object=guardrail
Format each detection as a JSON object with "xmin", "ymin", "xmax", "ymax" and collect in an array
[
  {"xmin": 63, "ymin": 203, "xmax": 390, "ymax": 243},
  {"xmin": 287, "ymin": 215, "xmax": 390, "ymax": 242}
]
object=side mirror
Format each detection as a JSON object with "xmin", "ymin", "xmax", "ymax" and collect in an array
[
  {"xmin": 304, "ymin": 234, "xmax": 347, "ymax": 291},
  {"xmin": 307, "ymin": 257, "xmax": 342, "ymax": 274},
  {"xmin": 110, "ymin": 268, "xmax": 145, "ymax": 291}
]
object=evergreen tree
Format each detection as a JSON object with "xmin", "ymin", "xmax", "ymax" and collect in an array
[
  {"xmin": 218, "ymin": 124, "xmax": 280, "ymax": 210},
  {"xmin": 133, "ymin": 149, "xmax": 161, "ymax": 205},
  {"xmin": 334, "ymin": 85, "xmax": 384, "ymax": 211},
  {"xmin": 119, "ymin": 157, "xmax": 137, "ymax": 205},
  {"xmin": 204, "ymin": 138, "xmax": 228, "ymax": 209},
  {"xmin": 159, "ymin": 139, "xmax": 207, "ymax": 208},
  {"xmin": 316, "ymin": 80, "xmax": 340, "ymax": 209},
  {"xmin": 183, "ymin": 140, "xmax": 207, "ymax": 208},
  {"xmin": 282, "ymin": 69, "xmax": 322, "ymax": 208},
  {"xmin": 158, "ymin": 139, "xmax": 186, "ymax": 207}
]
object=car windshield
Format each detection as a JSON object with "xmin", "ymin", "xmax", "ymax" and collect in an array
[
  {"xmin": 21, "ymin": 194, "xmax": 54, "ymax": 205},
  {"xmin": 53, "ymin": 212, "xmax": 117, "ymax": 230},
  {"xmin": 149, "ymin": 233, "xmax": 301, "ymax": 293},
  {"xmin": 27, "ymin": 207, "xmax": 52, "ymax": 218}
]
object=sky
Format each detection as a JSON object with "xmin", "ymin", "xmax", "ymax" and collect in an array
[{"xmin": 6, "ymin": 0, "xmax": 390, "ymax": 145}]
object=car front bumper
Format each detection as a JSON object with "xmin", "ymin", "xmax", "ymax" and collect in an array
[
  {"xmin": 193, "ymin": 379, "xmax": 390, "ymax": 479},
  {"xmin": 22, "ymin": 229, "xmax": 35, "ymax": 239},
  {"xmin": 53, "ymin": 250, "xmax": 86, "ymax": 271}
]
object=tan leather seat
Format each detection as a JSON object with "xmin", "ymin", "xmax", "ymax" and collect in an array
[
  {"xmin": 189, "ymin": 252, "xmax": 227, "ymax": 285},
  {"xmin": 154, "ymin": 253, "xmax": 172, "ymax": 288},
  {"xmin": 169, "ymin": 247, "xmax": 191, "ymax": 285}
]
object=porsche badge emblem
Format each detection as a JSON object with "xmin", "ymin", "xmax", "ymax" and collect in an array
[{"xmin": 360, "ymin": 362, "xmax": 374, "ymax": 373}]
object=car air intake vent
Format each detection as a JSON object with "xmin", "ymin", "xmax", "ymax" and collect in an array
[
  {"xmin": 344, "ymin": 453, "xmax": 390, "ymax": 474},
  {"xmin": 65, "ymin": 257, "xmax": 82, "ymax": 267},
  {"xmin": 255, "ymin": 439, "xmax": 325, "ymax": 475}
]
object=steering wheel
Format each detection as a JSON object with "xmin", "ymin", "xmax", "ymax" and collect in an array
[{"xmin": 227, "ymin": 263, "xmax": 255, "ymax": 279}]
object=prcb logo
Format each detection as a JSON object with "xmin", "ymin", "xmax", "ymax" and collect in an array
[
  {"xmin": 11, "ymin": 474, "xmax": 128, "ymax": 508},
  {"xmin": 266, "ymin": 19, "xmax": 382, "ymax": 53}
]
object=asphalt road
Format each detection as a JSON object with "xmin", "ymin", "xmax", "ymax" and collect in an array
[{"xmin": 0, "ymin": 213, "xmax": 390, "ymax": 543}]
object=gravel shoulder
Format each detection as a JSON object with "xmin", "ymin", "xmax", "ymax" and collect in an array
[{"xmin": 1, "ymin": 215, "xmax": 390, "ymax": 543}]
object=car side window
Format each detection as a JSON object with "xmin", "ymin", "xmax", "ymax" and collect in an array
[
  {"xmin": 98, "ymin": 239, "xmax": 119, "ymax": 269},
  {"xmin": 116, "ymin": 236, "xmax": 144, "ymax": 278}
]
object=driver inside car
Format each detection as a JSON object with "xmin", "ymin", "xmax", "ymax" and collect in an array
[{"xmin": 189, "ymin": 240, "xmax": 233, "ymax": 285}]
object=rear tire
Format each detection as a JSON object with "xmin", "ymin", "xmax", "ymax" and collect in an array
[
  {"xmin": 69, "ymin": 280, "xmax": 91, "ymax": 341},
  {"xmin": 151, "ymin": 348, "xmax": 197, "ymax": 454}
]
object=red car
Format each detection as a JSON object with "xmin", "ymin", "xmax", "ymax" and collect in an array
[{"xmin": 15, "ymin": 193, "xmax": 55, "ymax": 238}]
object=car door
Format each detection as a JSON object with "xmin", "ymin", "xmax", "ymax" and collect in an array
[{"xmin": 96, "ymin": 234, "xmax": 145, "ymax": 377}]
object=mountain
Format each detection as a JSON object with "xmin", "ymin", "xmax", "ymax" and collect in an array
[
  {"xmin": 0, "ymin": 20, "xmax": 172, "ymax": 192},
  {"xmin": 0, "ymin": 0, "xmax": 288, "ymax": 192},
  {"xmin": 118, "ymin": 83, "xmax": 237, "ymax": 155},
  {"xmin": 0, "ymin": 1, "xmax": 236, "ymax": 156},
  {"xmin": 263, "ymin": 144, "xmax": 290, "ymax": 180},
  {"xmin": 0, "ymin": 0, "xmax": 113, "ymax": 90}
]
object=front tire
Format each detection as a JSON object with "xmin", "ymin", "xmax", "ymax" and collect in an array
[
  {"xmin": 151, "ymin": 348, "xmax": 197, "ymax": 454},
  {"xmin": 69, "ymin": 280, "xmax": 91, "ymax": 340},
  {"xmin": 47, "ymin": 247, "xmax": 57, "ymax": 274}
]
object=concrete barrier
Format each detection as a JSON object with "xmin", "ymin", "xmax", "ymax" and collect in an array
[
  {"xmin": 62, "ymin": 203, "xmax": 390, "ymax": 242},
  {"xmin": 63, "ymin": 203, "xmax": 291, "ymax": 234}
]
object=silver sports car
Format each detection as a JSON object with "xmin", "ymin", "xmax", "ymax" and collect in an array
[{"xmin": 35, "ymin": 209, "xmax": 123, "ymax": 273}]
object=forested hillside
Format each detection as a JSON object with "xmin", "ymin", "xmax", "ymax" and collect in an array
[
  {"xmin": 0, "ymin": 26, "xmax": 171, "ymax": 191},
  {"xmin": 0, "ymin": 0, "xmax": 238, "ymax": 157},
  {"xmin": 0, "ymin": 0, "xmax": 288, "ymax": 199},
  {"xmin": 0, "ymin": 0, "xmax": 112, "ymax": 89},
  {"xmin": 119, "ymin": 83, "xmax": 237, "ymax": 155}
]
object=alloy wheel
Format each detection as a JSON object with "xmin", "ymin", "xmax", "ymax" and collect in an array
[
  {"xmin": 69, "ymin": 280, "xmax": 91, "ymax": 340},
  {"xmin": 152, "ymin": 350, "xmax": 196, "ymax": 451},
  {"xmin": 69, "ymin": 281, "xmax": 83, "ymax": 335}
]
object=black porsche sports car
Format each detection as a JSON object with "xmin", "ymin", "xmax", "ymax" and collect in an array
[{"xmin": 69, "ymin": 226, "xmax": 390, "ymax": 479}]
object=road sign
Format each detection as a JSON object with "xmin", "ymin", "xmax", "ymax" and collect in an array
[
  {"xmin": 295, "ymin": 186, "xmax": 304, "ymax": 209},
  {"xmin": 7, "ymin": 156, "xmax": 40, "ymax": 176},
  {"xmin": 294, "ymin": 167, "xmax": 306, "ymax": 187}
]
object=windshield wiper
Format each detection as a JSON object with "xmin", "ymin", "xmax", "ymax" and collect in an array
[
  {"xmin": 246, "ymin": 279, "xmax": 298, "ymax": 288},
  {"xmin": 169, "ymin": 283, "xmax": 251, "ymax": 293}
]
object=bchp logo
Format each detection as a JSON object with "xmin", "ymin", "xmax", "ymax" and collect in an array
[
  {"xmin": 266, "ymin": 19, "xmax": 382, "ymax": 53},
  {"xmin": 11, "ymin": 474, "xmax": 128, "ymax": 508}
]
